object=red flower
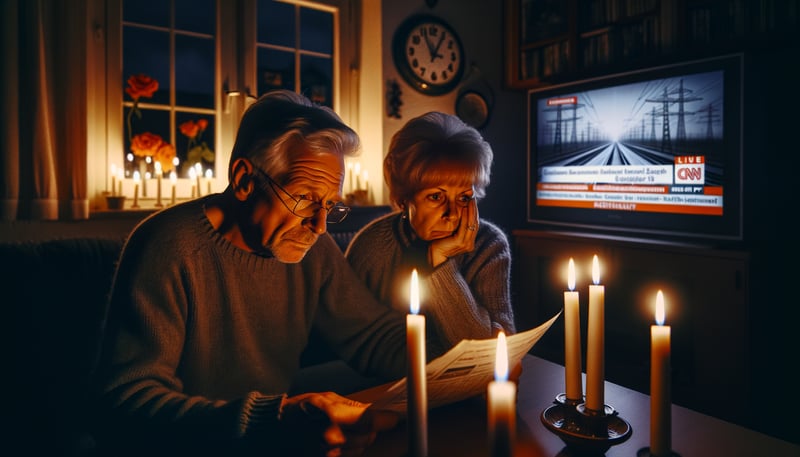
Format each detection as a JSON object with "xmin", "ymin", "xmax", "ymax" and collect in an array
[
  {"xmin": 153, "ymin": 142, "xmax": 177, "ymax": 173},
  {"xmin": 131, "ymin": 132, "xmax": 165, "ymax": 158},
  {"xmin": 125, "ymin": 74, "xmax": 159, "ymax": 101}
]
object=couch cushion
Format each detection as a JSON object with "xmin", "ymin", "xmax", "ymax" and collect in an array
[{"xmin": 2, "ymin": 238, "xmax": 123, "ymax": 456}]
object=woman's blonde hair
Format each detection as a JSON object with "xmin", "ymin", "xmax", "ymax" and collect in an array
[{"xmin": 384, "ymin": 112, "xmax": 493, "ymax": 208}]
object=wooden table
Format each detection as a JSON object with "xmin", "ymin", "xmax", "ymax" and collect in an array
[{"xmin": 364, "ymin": 355, "xmax": 800, "ymax": 456}]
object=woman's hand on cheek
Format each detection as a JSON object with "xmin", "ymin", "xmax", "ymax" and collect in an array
[{"xmin": 428, "ymin": 200, "xmax": 479, "ymax": 268}]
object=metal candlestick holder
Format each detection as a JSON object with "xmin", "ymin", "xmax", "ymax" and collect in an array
[{"xmin": 541, "ymin": 393, "xmax": 632, "ymax": 455}]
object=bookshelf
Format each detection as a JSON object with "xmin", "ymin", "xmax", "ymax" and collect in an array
[{"xmin": 505, "ymin": 0, "xmax": 800, "ymax": 89}]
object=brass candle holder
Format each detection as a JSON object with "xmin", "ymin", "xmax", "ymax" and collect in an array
[{"xmin": 541, "ymin": 393, "xmax": 631, "ymax": 455}]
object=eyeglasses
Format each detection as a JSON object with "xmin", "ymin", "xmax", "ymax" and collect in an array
[{"xmin": 251, "ymin": 166, "xmax": 350, "ymax": 224}]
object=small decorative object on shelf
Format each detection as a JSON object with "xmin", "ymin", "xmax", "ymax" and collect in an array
[{"xmin": 105, "ymin": 195, "xmax": 126, "ymax": 211}]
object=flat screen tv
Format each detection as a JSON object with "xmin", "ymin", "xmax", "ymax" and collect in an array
[{"xmin": 527, "ymin": 54, "xmax": 743, "ymax": 243}]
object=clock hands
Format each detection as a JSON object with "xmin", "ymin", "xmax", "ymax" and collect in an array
[
  {"xmin": 430, "ymin": 31, "xmax": 445, "ymax": 62},
  {"xmin": 420, "ymin": 26, "xmax": 445, "ymax": 63}
]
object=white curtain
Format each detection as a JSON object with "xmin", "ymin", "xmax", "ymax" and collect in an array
[{"xmin": 1, "ymin": 0, "xmax": 89, "ymax": 221}]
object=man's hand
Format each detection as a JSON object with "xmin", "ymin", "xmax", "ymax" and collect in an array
[{"xmin": 280, "ymin": 392, "xmax": 400, "ymax": 457}]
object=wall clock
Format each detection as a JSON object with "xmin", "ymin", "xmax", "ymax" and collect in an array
[{"xmin": 392, "ymin": 14, "xmax": 465, "ymax": 96}]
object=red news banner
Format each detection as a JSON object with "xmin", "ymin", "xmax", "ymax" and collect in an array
[{"xmin": 537, "ymin": 155, "xmax": 723, "ymax": 216}]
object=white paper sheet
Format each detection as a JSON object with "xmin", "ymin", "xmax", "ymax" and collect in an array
[{"xmin": 349, "ymin": 311, "xmax": 561, "ymax": 412}]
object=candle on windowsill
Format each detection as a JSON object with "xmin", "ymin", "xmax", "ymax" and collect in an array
[
  {"xmin": 407, "ymin": 269, "xmax": 428, "ymax": 457},
  {"xmin": 650, "ymin": 290, "xmax": 672, "ymax": 456},
  {"xmin": 110, "ymin": 164, "xmax": 117, "ymax": 196},
  {"xmin": 205, "ymin": 168, "xmax": 213, "ymax": 195},
  {"xmin": 189, "ymin": 167, "xmax": 197, "ymax": 198},
  {"xmin": 132, "ymin": 171, "xmax": 141, "ymax": 208},
  {"xmin": 354, "ymin": 161, "xmax": 361, "ymax": 190},
  {"xmin": 155, "ymin": 161, "xmax": 163, "ymax": 207},
  {"xmin": 170, "ymin": 171, "xmax": 177, "ymax": 206},
  {"xmin": 194, "ymin": 163, "xmax": 203, "ymax": 197},
  {"xmin": 564, "ymin": 258, "xmax": 582, "ymax": 402},
  {"xmin": 488, "ymin": 331, "xmax": 516, "ymax": 457},
  {"xmin": 586, "ymin": 254, "xmax": 605, "ymax": 412}
]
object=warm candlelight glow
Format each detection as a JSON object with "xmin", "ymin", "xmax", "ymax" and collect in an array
[
  {"xmin": 410, "ymin": 269, "xmax": 420, "ymax": 315},
  {"xmin": 488, "ymin": 330, "xmax": 516, "ymax": 457},
  {"xmin": 407, "ymin": 268, "xmax": 427, "ymax": 457},
  {"xmin": 494, "ymin": 331, "xmax": 509, "ymax": 382},
  {"xmin": 133, "ymin": 170, "xmax": 141, "ymax": 182},
  {"xmin": 564, "ymin": 258, "xmax": 582, "ymax": 401},
  {"xmin": 655, "ymin": 290, "xmax": 665, "ymax": 325},
  {"xmin": 568, "ymin": 258, "xmax": 576, "ymax": 291},
  {"xmin": 650, "ymin": 289, "xmax": 672, "ymax": 455},
  {"xmin": 586, "ymin": 254, "xmax": 605, "ymax": 412}
]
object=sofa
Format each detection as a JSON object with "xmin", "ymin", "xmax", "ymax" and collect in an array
[{"xmin": 1, "ymin": 205, "xmax": 392, "ymax": 456}]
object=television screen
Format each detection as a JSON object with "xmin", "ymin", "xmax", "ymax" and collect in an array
[{"xmin": 527, "ymin": 54, "xmax": 743, "ymax": 242}]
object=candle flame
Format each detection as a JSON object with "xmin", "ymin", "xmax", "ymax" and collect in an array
[
  {"xmin": 655, "ymin": 290, "xmax": 665, "ymax": 326},
  {"xmin": 410, "ymin": 269, "xmax": 420, "ymax": 315},
  {"xmin": 189, "ymin": 167, "xmax": 196, "ymax": 179},
  {"xmin": 567, "ymin": 258, "xmax": 576, "ymax": 291},
  {"xmin": 592, "ymin": 255, "xmax": 600, "ymax": 285},
  {"xmin": 494, "ymin": 331, "xmax": 509, "ymax": 382},
  {"xmin": 170, "ymin": 171, "xmax": 177, "ymax": 184},
  {"xmin": 205, "ymin": 169, "xmax": 213, "ymax": 178},
  {"xmin": 133, "ymin": 170, "xmax": 141, "ymax": 182}
]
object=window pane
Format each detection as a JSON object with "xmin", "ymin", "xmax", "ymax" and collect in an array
[
  {"xmin": 176, "ymin": 35, "xmax": 215, "ymax": 108},
  {"xmin": 258, "ymin": 48, "xmax": 295, "ymax": 95},
  {"xmin": 176, "ymin": 112, "xmax": 216, "ymax": 178},
  {"xmin": 258, "ymin": 0, "xmax": 295, "ymax": 47},
  {"xmin": 176, "ymin": 0, "xmax": 215, "ymax": 34},
  {"xmin": 123, "ymin": 27, "xmax": 170, "ymax": 105},
  {"xmin": 300, "ymin": 55, "xmax": 332, "ymax": 107},
  {"xmin": 300, "ymin": 7, "xmax": 332, "ymax": 54},
  {"xmin": 123, "ymin": 0, "xmax": 169, "ymax": 27}
]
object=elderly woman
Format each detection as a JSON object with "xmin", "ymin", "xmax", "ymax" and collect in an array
[{"xmin": 346, "ymin": 112, "xmax": 515, "ymax": 354}]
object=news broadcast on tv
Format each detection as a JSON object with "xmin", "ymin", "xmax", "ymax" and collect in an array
[{"xmin": 533, "ymin": 69, "xmax": 724, "ymax": 217}]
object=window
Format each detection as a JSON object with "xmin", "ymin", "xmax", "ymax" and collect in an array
[
  {"xmin": 100, "ymin": 0, "xmax": 355, "ymax": 206},
  {"xmin": 256, "ymin": 0, "xmax": 335, "ymax": 106},
  {"xmin": 121, "ymin": 0, "xmax": 217, "ymax": 185}
]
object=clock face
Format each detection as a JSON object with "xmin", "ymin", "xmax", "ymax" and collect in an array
[{"xmin": 393, "ymin": 15, "xmax": 465, "ymax": 95}]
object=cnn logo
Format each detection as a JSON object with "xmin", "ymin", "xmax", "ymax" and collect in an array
[{"xmin": 674, "ymin": 163, "xmax": 705, "ymax": 184}]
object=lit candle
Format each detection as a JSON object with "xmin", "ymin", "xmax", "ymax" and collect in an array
[
  {"xmin": 155, "ymin": 161, "xmax": 163, "ymax": 207},
  {"xmin": 363, "ymin": 169, "xmax": 370, "ymax": 203},
  {"xmin": 586, "ymin": 255, "xmax": 605, "ymax": 412},
  {"xmin": 189, "ymin": 167, "xmax": 197, "ymax": 198},
  {"xmin": 132, "ymin": 171, "xmax": 141, "ymax": 208},
  {"xmin": 205, "ymin": 168, "xmax": 213, "ymax": 195},
  {"xmin": 110, "ymin": 164, "xmax": 117, "ymax": 196},
  {"xmin": 488, "ymin": 331, "xmax": 516, "ymax": 457},
  {"xmin": 650, "ymin": 290, "xmax": 672, "ymax": 456},
  {"xmin": 194, "ymin": 163, "xmax": 202, "ymax": 197},
  {"xmin": 170, "ymin": 171, "xmax": 177, "ymax": 206},
  {"xmin": 142, "ymin": 156, "xmax": 150, "ymax": 197},
  {"xmin": 407, "ymin": 269, "xmax": 427, "ymax": 457},
  {"xmin": 354, "ymin": 162, "xmax": 361, "ymax": 190},
  {"xmin": 347, "ymin": 161, "xmax": 354, "ymax": 194},
  {"xmin": 564, "ymin": 258, "xmax": 582, "ymax": 402},
  {"xmin": 117, "ymin": 170, "xmax": 123, "ymax": 196}
]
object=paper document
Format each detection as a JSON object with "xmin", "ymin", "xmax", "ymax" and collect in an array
[{"xmin": 349, "ymin": 311, "xmax": 561, "ymax": 412}]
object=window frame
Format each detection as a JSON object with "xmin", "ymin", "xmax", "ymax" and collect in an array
[{"xmin": 92, "ymin": 0, "xmax": 357, "ymax": 209}]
